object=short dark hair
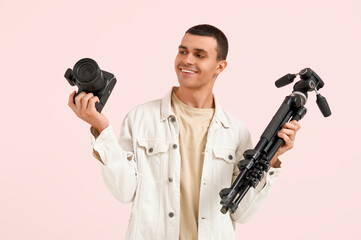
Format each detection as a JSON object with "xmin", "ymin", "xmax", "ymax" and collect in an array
[{"xmin": 185, "ymin": 24, "xmax": 228, "ymax": 61}]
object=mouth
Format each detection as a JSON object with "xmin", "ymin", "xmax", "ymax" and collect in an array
[{"xmin": 180, "ymin": 67, "xmax": 198, "ymax": 74}]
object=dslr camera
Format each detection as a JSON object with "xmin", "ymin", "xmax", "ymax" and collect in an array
[{"xmin": 64, "ymin": 58, "xmax": 117, "ymax": 113}]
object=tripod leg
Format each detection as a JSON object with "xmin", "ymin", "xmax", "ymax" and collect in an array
[{"xmin": 266, "ymin": 107, "xmax": 307, "ymax": 160}]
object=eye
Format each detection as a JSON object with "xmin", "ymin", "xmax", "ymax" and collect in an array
[
  {"xmin": 197, "ymin": 54, "xmax": 205, "ymax": 58},
  {"xmin": 179, "ymin": 50, "xmax": 187, "ymax": 55}
]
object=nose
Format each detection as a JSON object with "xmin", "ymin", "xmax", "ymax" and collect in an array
[{"xmin": 183, "ymin": 53, "xmax": 195, "ymax": 65}]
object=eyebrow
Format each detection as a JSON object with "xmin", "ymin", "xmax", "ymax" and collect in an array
[{"xmin": 178, "ymin": 45, "xmax": 208, "ymax": 53}]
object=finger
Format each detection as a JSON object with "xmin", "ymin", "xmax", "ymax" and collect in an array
[
  {"xmin": 278, "ymin": 131, "xmax": 293, "ymax": 150},
  {"xmin": 278, "ymin": 128, "xmax": 296, "ymax": 141},
  {"xmin": 291, "ymin": 120, "xmax": 301, "ymax": 129},
  {"xmin": 283, "ymin": 121, "xmax": 301, "ymax": 132},
  {"xmin": 80, "ymin": 93, "xmax": 94, "ymax": 113},
  {"xmin": 87, "ymin": 96, "xmax": 100, "ymax": 113},
  {"xmin": 68, "ymin": 91, "xmax": 77, "ymax": 111},
  {"xmin": 74, "ymin": 91, "xmax": 87, "ymax": 110}
]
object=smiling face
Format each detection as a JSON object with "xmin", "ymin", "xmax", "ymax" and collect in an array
[{"xmin": 174, "ymin": 33, "xmax": 227, "ymax": 90}]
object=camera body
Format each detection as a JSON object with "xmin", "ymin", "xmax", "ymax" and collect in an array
[{"xmin": 64, "ymin": 58, "xmax": 117, "ymax": 113}]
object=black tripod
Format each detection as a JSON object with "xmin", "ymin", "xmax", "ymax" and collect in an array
[{"xmin": 219, "ymin": 68, "xmax": 331, "ymax": 214}]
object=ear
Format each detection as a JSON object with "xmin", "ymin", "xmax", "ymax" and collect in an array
[{"xmin": 216, "ymin": 60, "xmax": 227, "ymax": 74}]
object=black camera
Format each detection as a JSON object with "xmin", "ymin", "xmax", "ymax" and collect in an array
[{"xmin": 64, "ymin": 58, "xmax": 117, "ymax": 113}]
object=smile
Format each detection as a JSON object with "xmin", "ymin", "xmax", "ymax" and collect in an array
[{"xmin": 180, "ymin": 68, "xmax": 198, "ymax": 74}]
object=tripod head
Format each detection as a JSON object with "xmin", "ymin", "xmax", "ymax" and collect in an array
[{"xmin": 275, "ymin": 68, "xmax": 331, "ymax": 117}]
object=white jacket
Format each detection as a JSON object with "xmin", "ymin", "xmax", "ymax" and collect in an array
[{"xmin": 90, "ymin": 87, "xmax": 281, "ymax": 240}]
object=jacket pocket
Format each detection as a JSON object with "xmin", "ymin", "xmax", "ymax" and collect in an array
[
  {"xmin": 137, "ymin": 138, "xmax": 170, "ymax": 183},
  {"xmin": 212, "ymin": 147, "xmax": 237, "ymax": 187}
]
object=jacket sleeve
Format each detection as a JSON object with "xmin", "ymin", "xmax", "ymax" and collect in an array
[
  {"xmin": 90, "ymin": 114, "xmax": 138, "ymax": 203},
  {"xmin": 230, "ymin": 130, "xmax": 281, "ymax": 223}
]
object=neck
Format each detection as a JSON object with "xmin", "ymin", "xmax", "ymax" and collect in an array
[{"xmin": 174, "ymin": 85, "xmax": 214, "ymax": 108}]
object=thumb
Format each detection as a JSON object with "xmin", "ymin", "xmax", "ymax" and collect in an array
[{"xmin": 88, "ymin": 96, "xmax": 101, "ymax": 112}]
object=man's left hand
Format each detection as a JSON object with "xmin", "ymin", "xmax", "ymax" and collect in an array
[{"xmin": 270, "ymin": 120, "xmax": 301, "ymax": 167}]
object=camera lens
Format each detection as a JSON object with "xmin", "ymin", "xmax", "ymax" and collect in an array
[
  {"xmin": 73, "ymin": 58, "xmax": 104, "ymax": 91},
  {"xmin": 78, "ymin": 63, "xmax": 96, "ymax": 82}
]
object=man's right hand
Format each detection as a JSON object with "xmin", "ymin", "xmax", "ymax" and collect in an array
[{"xmin": 68, "ymin": 91, "xmax": 109, "ymax": 134}]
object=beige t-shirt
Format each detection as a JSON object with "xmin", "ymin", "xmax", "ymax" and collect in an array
[{"xmin": 171, "ymin": 92, "xmax": 215, "ymax": 240}]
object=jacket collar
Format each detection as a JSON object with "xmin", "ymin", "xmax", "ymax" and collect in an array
[{"xmin": 161, "ymin": 86, "xmax": 230, "ymax": 128}]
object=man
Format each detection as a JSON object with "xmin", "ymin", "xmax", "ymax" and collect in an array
[{"xmin": 68, "ymin": 24, "xmax": 301, "ymax": 240}]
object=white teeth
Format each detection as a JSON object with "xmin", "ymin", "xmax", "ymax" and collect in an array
[{"xmin": 181, "ymin": 69, "xmax": 196, "ymax": 74}]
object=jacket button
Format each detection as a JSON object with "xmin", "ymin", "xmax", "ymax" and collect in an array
[
  {"xmin": 172, "ymin": 144, "xmax": 177, "ymax": 149},
  {"xmin": 228, "ymin": 155, "xmax": 233, "ymax": 160},
  {"xmin": 148, "ymin": 148, "xmax": 153, "ymax": 153},
  {"xmin": 169, "ymin": 212, "xmax": 174, "ymax": 218},
  {"xmin": 170, "ymin": 116, "xmax": 176, "ymax": 122},
  {"xmin": 168, "ymin": 177, "xmax": 173, "ymax": 182}
]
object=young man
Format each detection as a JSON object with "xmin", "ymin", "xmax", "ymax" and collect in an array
[{"xmin": 68, "ymin": 24, "xmax": 301, "ymax": 240}]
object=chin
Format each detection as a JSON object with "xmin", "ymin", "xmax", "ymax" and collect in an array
[
  {"xmin": 178, "ymin": 81, "xmax": 203, "ymax": 90},
  {"xmin": 177, "ymin": 77, "xmax": 195, "ymax": 88}
]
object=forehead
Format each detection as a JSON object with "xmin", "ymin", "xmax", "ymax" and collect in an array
[{"xmin": 180, "ymin": 33, "xmax": 217, "ymax": 54}]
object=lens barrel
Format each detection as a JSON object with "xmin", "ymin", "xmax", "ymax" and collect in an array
[{"xmin": 73, "ymin": 58, "xmax": 104, "ymax": 91}]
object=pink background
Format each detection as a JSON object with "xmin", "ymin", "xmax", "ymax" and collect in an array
[{"xmin": 1, "ymin": 0, "xmax": 360, "ymax": 239}]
